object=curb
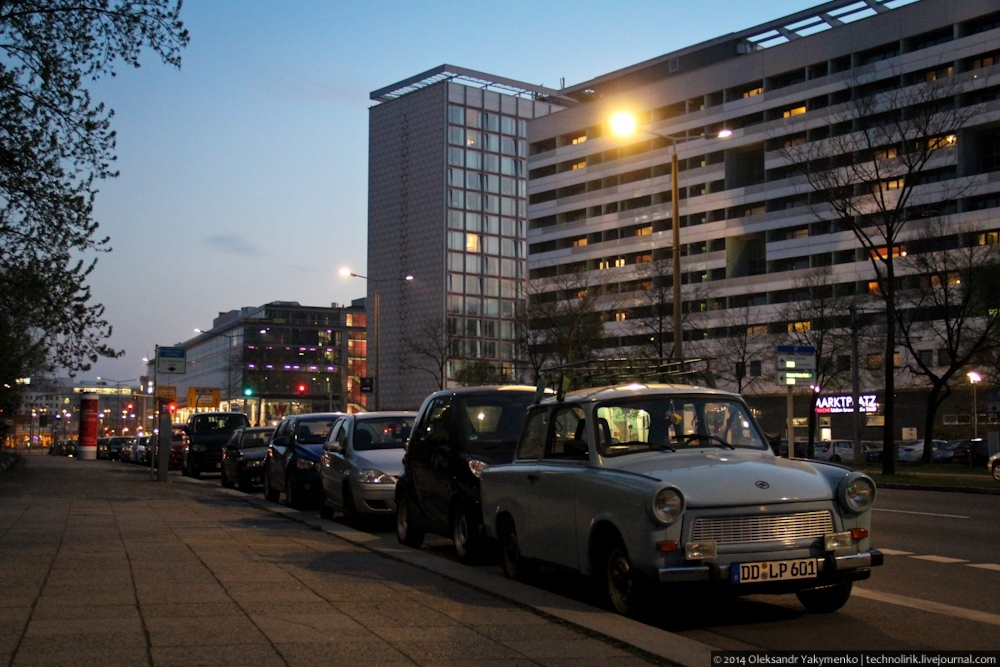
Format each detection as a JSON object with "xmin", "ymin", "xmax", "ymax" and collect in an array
[
  {"xmin": 875, "ymin": 482, "xmax": 1000, "ymax": 495},
  {"xmin": 177, "ymin": 474, "xmax": 715, "ymax": 667}
]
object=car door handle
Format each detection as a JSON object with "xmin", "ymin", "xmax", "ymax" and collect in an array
[{"xmin": 526, "ymin": 474, "xmax": 540, "ymax": 482}]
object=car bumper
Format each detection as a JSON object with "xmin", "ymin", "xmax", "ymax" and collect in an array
[
  {"xmin": 658, "ymin": 549, "xmax": 883, "ymax": 584},
  {"xmin": 351, "ymin": 482, "xmax": 398, "ymax": 516}
]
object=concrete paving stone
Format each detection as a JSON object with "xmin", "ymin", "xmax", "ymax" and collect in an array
[
  {"xmin": 16, "ymin": 631, "xmax": 148, "ymax": 652},
  {"xmin": 38, "ymin": 586, "xmax": 136, "ymax": 606},
  {"xmin": 134, "ymin": 584, "xmax": 231, "ymax": 605},
  {"xmin": 384, "ymin": 636, "xmax": 528, "ymax": 662},
  {"xmin": 474, "ymin": 622, "xmax": 594, "ymax": 642},
  {"xmin": 497, "ymin": 638, "xmax": 634, "ymax": 660},
  {"xmin": 141, "ymin": 602, "xmax": 243, "ymax": 619},
  {"xmin": 145, "ymin": 615, "xmax": 268, "ymax": 647},
  {"xmin": 207, "ymin": 564, "xmax": 297, "ymax": 584},
  {"xmin": 11, "ymin": 645, "xmax": 150, "ymax": 667},
  {"xmin": 0, "ymin": 632, "xmax": 22, "ymax": 655},
  {"xmin": 223, "ymin": 582, "xmax": 325, "ymax": 604},
  {"xmin": 404, "ymin": 660, "xmax": 538, "ymax": 667},
  {"xmin": 371, "ymin": 624, "xmax": 489, "ymax": 644},
  {"xmin": 26, "ymin": 615, "xmax": 144, "ymax": 637},
  {"xmin": 150, "ymin": 643, "xmax": 286, "ymax": 667},
  {"xmin": 292, "ymin": 578, "xmax": 399, "ymax": 602},
  {"xmin": 31, "ymin": 604, "xmax": 139, "ymax": 622},
  {"xmin": 538, "ymin": 657, "xmax": 660, "ymax": 667},
  {"xmin": 250, "ymin": 612, "xmax": 374, "ymax": 643},
  {"xmin": 238, "ymin": 599, "xmax": 342, "ymax": 617},
  {"xmin": 439, "ymin": 606, "xmax": 556, "ymax": 626},
  {"xmin": 45, "ymin": 572, "xmax": 134, "ymax": 589},
  {"xmin": 274, "ymin": 640, "xmax": 411, "ymax": 667},
  {"xmin": 335, "ymin": 602, "xmax": 462, "ymax": 628}
]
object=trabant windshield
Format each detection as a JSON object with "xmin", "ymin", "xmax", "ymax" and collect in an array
[{"xmin": 596, "ymin": 397, "xmax": 767, "ymax": 457}]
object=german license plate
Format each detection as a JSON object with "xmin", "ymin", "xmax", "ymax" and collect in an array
[{"xmin": 731, "ymin": 558, "xmax": 818, "ymax": 584}]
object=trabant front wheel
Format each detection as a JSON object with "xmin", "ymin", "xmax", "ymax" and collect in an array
[
  {"xmin": 796, "ymin": 581, "xmax": 853, "ymax": 613},
  {"xmin": 603, "ymin": 535, "xmax": 645, "ymax": 618}
]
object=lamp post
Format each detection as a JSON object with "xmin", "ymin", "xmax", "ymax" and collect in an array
[
  {"xmin": 968, "ymin": 370, "xmax": 982, "ymax": 439},
  {"xmin": 340, "ymin": 268, "xmax": 413, "ymax": 411},
  {"xmin": 96, "ymin": 377, "xmax": 136, "ymax": 435},
  {"xmin": 610, "ymin": 111, "xmax": 731, "ymax": 363}
]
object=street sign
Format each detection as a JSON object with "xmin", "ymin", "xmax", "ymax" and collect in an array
[
  {"xmin": 156, "ymin": 385, "xmax": 176, "ymax": 401},
  {"xmin": 360, "ymin": 377, "xmax": 374, "ymax": 394},
  {"xmin": 187, "ymin": 387, "xmax": 220, "ymax": 408},
  {"xmin": 156, "ymin": 347, "xmax": 186, "ymax": 374},
  {"xmin": 779, "ymin": 371, "xmax": 815, "ymax": 385},
  {"xmin": 775, "ymin": 345, "xmax": 817, "ymax": 371}
]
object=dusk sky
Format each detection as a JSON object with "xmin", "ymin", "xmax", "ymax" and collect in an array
[{"xmin": 82, "ymin": 0, "xmax": 834, "ymax": 384}]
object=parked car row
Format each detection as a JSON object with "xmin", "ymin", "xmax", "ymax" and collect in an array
[{"xmin": 184, "ymin": 383, "xmax": 885, "ymax": 619}]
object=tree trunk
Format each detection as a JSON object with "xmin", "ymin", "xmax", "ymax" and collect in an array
[{"xmin": 883, "ymin": 256, "xmax": 897, "ymax": 475}]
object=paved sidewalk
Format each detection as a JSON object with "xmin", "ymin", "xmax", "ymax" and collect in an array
[{"xmin": 0, "ymin": 455, "xmax": 698, "ymax": 667}]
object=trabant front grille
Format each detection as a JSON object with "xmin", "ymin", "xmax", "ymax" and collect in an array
[{"xmin": 691, "ymin": 511, "xmax": 833, "ymax": 545}]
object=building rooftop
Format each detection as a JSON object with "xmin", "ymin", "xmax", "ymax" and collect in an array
[
  {"xmin": 370, "ymin": 64, "xmax": 577, "ymax": 106},
  {"xmin": 563, "ymin": 0, "xmax": 922, "ymax": 100}
]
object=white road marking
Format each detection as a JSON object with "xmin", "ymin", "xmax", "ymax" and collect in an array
[
  {"xmin": 877, "ymin": 548, "xmax": 913, "ymax": 556},
  {"xmin": 873, "ymin": 508, "xmax": 969, "ymax": 519},
  {"xmin": 910, "ymin": 555, "xmax": 969, "ymax": 564},
  {"xmin": 853, "ymin": 587, "xmax": 1000, "ymax": 627},
  {"xmin": 967, "ymin": 563, "xmax": 1000, "ymax": 571}
]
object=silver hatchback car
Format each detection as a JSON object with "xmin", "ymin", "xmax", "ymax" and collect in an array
[{"xmin": 319, "ymin": 412, "xmax": 416, "ymax": 525}]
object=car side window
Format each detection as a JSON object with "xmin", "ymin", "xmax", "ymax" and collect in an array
[
  {"xmin": 424, "ymin": 398, "xmax": 453, "ymax": 444},
  {"xmin": 325, "ymin": 420, "xmax": 343, "ymax": 449},
  {"xmin": 544, "ymin": 406, "xmax": 588, "ymax": 462},
  {"xmin": 337, "ymin": 420, "xmax": 349, "ymax": 449},
  {"xmin": 516, "ymin": 409, "xmax": 548, "ymax": 461},
  {"xmin": 227, "ymin": 430, "xmax": 241, "ymax": 448}
]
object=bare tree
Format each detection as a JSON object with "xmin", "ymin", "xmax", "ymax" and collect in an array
[
  {"xmin": 401, "ymin": 316, "xmax": 457, "ymax": 391},
  {"xmin": 778, "ymin": 65, "xmax": 984, "ymax": 474},
  {"xmin": 691, "ymin": 306, "xmax": 773, "ymax": 394},
  {"xmin": 895, "ymin": 228, "xmax": 1000, "ymax": 461},
  {"xmin": 779, "ymin": 268, "xmax": 855, "ymax": 458},
  {"xmin": 522, "ymin": 271, "xmax": 611, "ymax": 370}
]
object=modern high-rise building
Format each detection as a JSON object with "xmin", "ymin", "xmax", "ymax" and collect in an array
[
  {"xmin": 525, "ymin": 0, "xmax": 1000, "ymax": 439},
  {"xmin": 367, "ymin": 65, "xmax": 572, "ymax": 410}
]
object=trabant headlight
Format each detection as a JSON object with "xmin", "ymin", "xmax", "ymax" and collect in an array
[
  {"xmin": 838, "ymin": 472, "xmax": 876, "ymax": 514},
  {"xmin": 650, "ymin": 487, "xmax": 684, "ymax": 525},
  {"xmin": 356, "ymin": 469, "xmax": 394, "ymax": 484}
]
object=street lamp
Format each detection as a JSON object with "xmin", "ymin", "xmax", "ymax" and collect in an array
[
  {"xmin": 610, "ymin": 111, "xmax": 731, "ymax": 363},
  {"xmin": 968, "ymin": 370, "xmax": 982, "ymax": 439},
  {"xmin": 340, "ymin": 268, "xmax": 413, "ymax": 411}
]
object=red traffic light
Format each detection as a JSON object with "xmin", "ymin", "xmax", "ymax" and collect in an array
[
  {"xmin": 167, "ymin": 402, "xmax": 177, "ymax": 413},
  {"xmin": 297, "ymin": 383, "xmax": 307, "ymax": 395},
  {"xmin": 126, "ymin": 403, "xmax": 134, "ymax": 411}
]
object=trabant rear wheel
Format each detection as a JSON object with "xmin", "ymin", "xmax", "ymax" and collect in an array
[
  {"xmin": 603, "ymin": 535, "xmax": 645, "ymax": 618},
  {"xmin": 796, "ymin": 581, "xmax": 853, "ymax": 613},
  {"xmin": 499, "ymin": 516, "xmax": 535, "ymax": 581}
]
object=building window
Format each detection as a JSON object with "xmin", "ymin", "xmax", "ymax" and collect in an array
[
  {"xmin": 615, "ymin": 312, "xmax": 627, "ymax": 321},
  {"xmin": 918, "ymin": 350, "xmax": 934, "ymax": 367},
  {"xmin": 867, "ymin": 354, "xmax": 883, "ymax": 370},
  {"xmin": 571, "ymin": 160, "xmax": 586, "ymax": 170},
  {"xmin": 788, "ymin": 321, "xmax": 811, "ymax": 333},
  {"xmin": 783, "ymin": 106, "xmax": 806, "ymax": 118}
]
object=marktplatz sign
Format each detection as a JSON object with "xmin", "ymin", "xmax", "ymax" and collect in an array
[{"xmin": 814, "ymin": 394, "xmax": 878, "ymax": 414}]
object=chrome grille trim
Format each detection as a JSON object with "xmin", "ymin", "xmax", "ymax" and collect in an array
[{"xmin": 691, "ymin": 511, "xmax": 833, "ymax": 544}]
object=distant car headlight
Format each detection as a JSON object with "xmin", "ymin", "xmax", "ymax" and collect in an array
[
  {"xmin": 246, "ymin": 460, "xmax": 262, "ymax": 468},
  {"xmin": 356, "ymin": 469, "xmax": 394, "ymax": 484},
  {"xmin": 467, "ymin": 459, "xmax": 487, "ymax": 479},
  {"xmin": 295, "ymin": 458, "xmax": 316, "ymax": 470},
  {"xmin": 838, "ymin": 472, "xmax": 876, "ymax": 513},
  {"xmin": 191, "ymin": 444, "xmax": 206, "ymax": 452},
  {"xmin": 650, "ymin": 487, "xmax": 684, "ymax": 525}
]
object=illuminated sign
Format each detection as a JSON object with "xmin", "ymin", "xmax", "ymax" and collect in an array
[{"xmin": 814, "ymin": 394, "xmax": 878, "ymax": 414}]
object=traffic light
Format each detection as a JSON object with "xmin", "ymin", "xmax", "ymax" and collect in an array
[
  {"xmin": 243, "ymin": 387, "xmax": 253, "ymax": 397},
  {"xmin": 297, "ymin": 383, "xmax": 306, "ymax": 396},
  {"xmin": 126, "ymin": 403, "xmax": 134, "ymax": 411},
  {"xmin": 167, "ymin": 402, "xmax": 177, "ymax": 413}
]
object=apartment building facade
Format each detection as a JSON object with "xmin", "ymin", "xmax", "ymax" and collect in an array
[
  {"xmin": 525, "ymin": 0, "xmax": 1000, "ymax": 439},
  {"xmin": 368, "ymin": 66, "xmax": 571, "ymax": 409}
]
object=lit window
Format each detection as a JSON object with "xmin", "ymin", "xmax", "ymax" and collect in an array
[
  {"xmin": 571, "ymin": 134, "xmax": 587, "ymax": 145},
  {"xmin": 636, "ymin": 226, "xmax": 652, "ymax": 236},
  {"xmin": 615, "ymin": 258, "xmax": 626, "ymax": 268},
  {"xmin": 571, "ymin": 160, "xmax": 586, "ymax": 170},
  {"xmin": 743, "ymin": 87, "xmax": 763, "ymax": 98},
  {"xmin": 615, "ymin": 312, "xmax": 627, "ymax": 322},
  {"xmin": 978, "ymin": 231, "xmax": 999, "ymax": 246},
  {"xmin": 466, "ymin": 234, "xmax": 481, "ymax": 253},
  {"xmin": 747, "ymin": 325, "xmax": 766, "ymax": 336},
  {"xmin": 635, "ymin": 253, "xmax": 652, "ymax": 264},
  {"xmin": 788, "ymin": 321, "xmax": 811, "ymax": 333},
  {"xmin": 577, "ymin": 289, "xmax": 588, "ymax": 299},
  {"xmin": 783, "ymin": 106, "xmax": 806, "ymax": 118},
  {"xmin": 599, "ymin": 261, "xmax": 609, "ymax": 269},
  {"xmin": 572, "ymin": 238, "xmax": 587, "ymax": 248},
  {"xmin": 929, "ymin": 135, "xmax": 957, "ymax": 150}
]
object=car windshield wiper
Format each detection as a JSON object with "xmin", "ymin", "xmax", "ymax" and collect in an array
[{"xmin": 681, "ymin": 434, "xmax": 735, "ymax": 450}]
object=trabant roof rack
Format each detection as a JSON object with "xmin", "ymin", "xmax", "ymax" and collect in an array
[{"xmin": 533, "ymin": 357, "xmax": 716, "ymax": 402}]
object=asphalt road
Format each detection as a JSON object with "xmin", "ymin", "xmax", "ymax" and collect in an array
[{"xmin": 109, "ymin": 460, "xmax": 1000, "ymax": 652}]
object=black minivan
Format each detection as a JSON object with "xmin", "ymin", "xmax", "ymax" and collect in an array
[{"xmin": 395, "ymin": 386, "xmax": 537, "ymax": 562}]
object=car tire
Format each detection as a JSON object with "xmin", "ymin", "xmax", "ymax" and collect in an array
[
  {"xmin": 992, "ymin": 463, "xmax": 1000, "ymax": 482},
  {"xmin": 498, "ymin": 515, "xmax": 535, "ymax": 581},
  {"xmin": 602, "ymin": 534, "xmax": 646, "ymax": 618},
  {"xmin": 263, "ymin": 468, "xmax": 280, "ymax": 503},
  {"xmin": 342, "ymin": 484, "xmax": 362, "ymax": 526},
  {"xmin": 796, "ymin": 581, "xmax": 853, "ymax": 613},
  {"xmin": 451, "ymin": 499, "xmax": 482, "ymax": 564},
  {"xmin": 396, "ymin": 493, "xmax": 424, "ymax": 548},
  {"xmin": 221, "ymin": 468, "xmax": 233, "ymax": 489},
  {"xmin": 285, "ymin": 475, "xmax": 301, "ymax": 510}
]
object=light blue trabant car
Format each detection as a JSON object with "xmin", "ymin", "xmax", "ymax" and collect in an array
[{"xmin": 480, "ymin": 384, "xmax": 882, "ymax": 617}]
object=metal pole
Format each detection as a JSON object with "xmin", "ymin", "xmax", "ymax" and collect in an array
[
  {"xmin": 973, "ymin": 383, "xmax": 978, "ymax": 440},
  {"xmin": 851, "ymin": 304, "xmax": 862, "ymax": 466},
  {"xmin": 787, "ymin": 383, "xmax": 796, "ymax": 459},
  {"xmin": 374, "ymin": 287, "xmax": 380, "ymax": 412},
  {"xmin": 671, "ymin": 149, "xmax": 682, "ymax": 362}
]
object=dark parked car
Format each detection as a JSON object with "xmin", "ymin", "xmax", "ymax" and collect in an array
[
  {"xmin": 951, "ymin": 439, "xmax": 989, "ymax": 466},
  {"xmin": 170, "ymin": 426, "xmax": 188, "ymax": 469},
  {"xmin": 106, "ymin": 436, "xmax": 132, "ymax": 461},
  {"xmin": 97, "ymin": 437, "xmax": 109, "ymax": 460},
  {"xmin": 263, "ymin": 414, "xmax": 339, "ymax": 508},
  {"xmin": 395, "ymin": 385, "xmax": 538, "ymax": 562},
  {"xmin": 221, "ymin": 427, "xmax": 275, "ymax": 491},
  {"xmin": 319, "ymin": 412, "xmax": 416, "ymax": 525},
  {"xmin": 182, "ymin": 412, "xmax": 251, "ymax": 478}
]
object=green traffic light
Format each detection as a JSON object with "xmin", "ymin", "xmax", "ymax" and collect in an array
[{"xmin": 243, "ymin": 388, "xmax": 253, "ymax": 397}]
